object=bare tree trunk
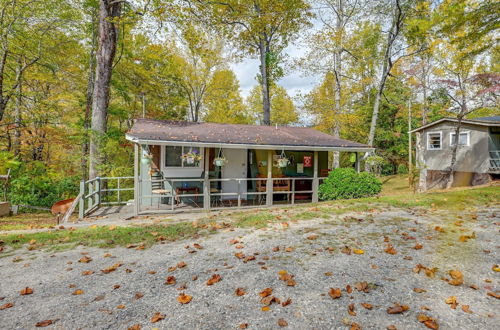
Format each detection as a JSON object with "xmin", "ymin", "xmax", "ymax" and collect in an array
[
  {"xmin": 89, "ymin": 0, "xmax": 121, "ymax": 179},
  {"xmin": 365, "ymin": 0, "xmax": 404, "ymax": 171},
  {"xmin": 82, "ymin": 10, "xmax": 97, "ymax": 181},
  {"xmin": 331, "ymin": 0, "xmax": 344, "ymax": 169},
  {"xmin": 259, "ymin": 38, "xmax": 271, "ymax": 125},
  {"xmin": 13, "ymin": 57, "xmax": 22, "ymax": 156}
]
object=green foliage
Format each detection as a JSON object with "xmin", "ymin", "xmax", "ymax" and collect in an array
[
  {"xmin": 397, "ymin": 164, "xmax": 408, "ymax": 175},
  {"xmin": 8, "ymin": 162, "xmax": 79, "ymax": 208},
  {"xmin": 319, "ymin": 168, "xmax": 382, "ymax": 201}
]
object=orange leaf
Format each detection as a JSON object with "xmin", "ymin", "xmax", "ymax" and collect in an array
[
  {"xmin": 239, "ymin": 323, "xmax": 248, "ymax": 329},
  {"xmin": 282, "ymin": 298, "xmax": 292, "ymax": 307},
  {"xmin": 387, "ymin": 303, "xmax": 409, "ymax": 314},
  {"xmin": 165, "ymin": 276, "xmax": 176, "ymax": 285},
  {"xmin": 35, "ymin": 320, "xmax": 53, "ymax": 327},
  {"xmin": 134, "ymin": 292, "xmax": 143, "ymax": 299},
  {"xmin": 461, "ymin": 305, "xmax": 472, "ymax": 314},
  {"xmin": 448, "ymin": 270, "xmax": 463, "ymax": 286},
  {"xmin": 384, "ymin": 244, "xmax": 397, "ymax": 255},
  {"xmin": 206, "ymin": 274, "xmax": 222, "ymax": 285},
  {"xmin": 82, "ymin": 270, "xmax": 94, "ymax": 276},
  {"xmin": 278, "ymin": 318, "xmax": 288, "ymax": 327},
  {"xmin": 354, "ymin": 282, "xmax": 369, "ymax": 293},
  {"xmin": 0, "ymin": 302, "xmax": 14, "ymax": 310},
  {"xmin": 235, "ymin": 252, "xmax": 245, "ymax": 259},
  {"xmin": 361, "ymin": 303, "xmax": 372, "ymax": 310},
  {"xmin": 261, "ymin": 306, "xmax": 270, "ymax": 311},
  {"xmin": 177, "ymin": 261, "xmax": 187, "ymax": 268},
  {"xmin": 151, "ymin": 312, "xmax": 165, "ymax": 323},
  {"xmin": 348, "ymin": 303, "xmax": 356, "ymax": 316},
  {"xmin": 79, "ymin": 256, "xmax": 92, "ymax": 263},
  {"xmin": 328, "ymin": 288, "xmax": 342, "ymax": 299},
  {"xmin": 414, "ymin": 243, "xmax": 423, "ymax": 250},
  {"xmin": 445, "ymin": 296, "xmax": 458, "ymax": 309},
  {"xmin": 128, "ymin": 324, "xmax": 141, "ymax": 330},
  {"xmin": 235, "ymin": 288, "xmax": 246, "ymax": 296},
  {"xmin": 193, "ymin": 243, "xmax": 203, "ymax": 249},
  {"xmin": 72, "ymin": 289, "xmax": 83, "ymax": 295},
  {"xmin": 20, "ymin": 287, "xmax": 33, "ymax": 295},
  {"xmin": 177, "ymin": 293, "xmax": 192, "ymax": 304},
  {"xmin": 117, "ymin": 304, "xmax": 125, "ymax": 309},
  {"xmin": 413, "ymin": 288, "xmax": 426, "ymax": 293},
  {"xmin": 259, "ymin": 288, "xmax": 273, "ymax": 297},
  {"xmin": 346, "ymin": 285, "xmax": 352, "ymax": 294}
]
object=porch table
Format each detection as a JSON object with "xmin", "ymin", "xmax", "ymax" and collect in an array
[{"xmin": 175, "ymin": 186, "xmax": 200, "ymax": 204}]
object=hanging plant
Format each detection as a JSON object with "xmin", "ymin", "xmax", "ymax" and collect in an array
[
  {"xmin": 275, "ymin": 150, "xmax": 289, "ymax": 168},
  {"xmin": 180, "ymin": 149, "xmax": 202, "ymax": 165},
  {"xmin": 213, "ymin": 148, "xmax": 227, "ymax": 167}
]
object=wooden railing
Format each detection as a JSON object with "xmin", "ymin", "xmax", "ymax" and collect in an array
[{"xmin": 489, "ymin": 151, "xmax": 500, "ymax": 172}]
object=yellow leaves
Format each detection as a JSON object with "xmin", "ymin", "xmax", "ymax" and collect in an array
[
  {"xmin": 445, "ymin": 296, "xmax": 458, "ymax": 309},
  {"xmin": 328, "ymin": 288, "xmax": 342, "ymax": 299},
  {"xmin": 235, "ymin": 252, "xmax": 245, "ymax": 259},
  {"xmin": 20, "ymin": 287, "xmax": 33, "ymax": 295},
  {"xmin": 108, "ymin": 225, "xmax": 117, "ymax": 231},
  {"xmin": 493, "ymin": 265, "xmax": 500, "ymax": 272},
  {"xmin": 261, "ymin": 306, "xmax": 270, "ymax": 311},
  {"xmin": 116, "ymin": 304, "xmax": 125, "ymax": 309},
  {"xmin": 458, "ymin": 232, "xmax": 475, "ymax": 242},
  {"xmin": 447, "ymin": 270, "xmax": 463, "ymax": 286},
  {"xmin": 72, "ymin": 289, "xmax": 83, "ymax": 295},
  {"xmin": 353, "ymin": 249, "xmax": 364, "ymax": 255},
  {"xmin": 461, "ymin": 305, "xmax": 472, "ymax": 314},
  {"xmin": 413, "ymin": 264, "xmax": 437, "ymax": 278},
  {"xmin": 278, "ymin": 270, "xmax": 296, "ymax": 286},
  {"xmin": 177, "ymin": 293, "xmax": 192, "ymax": 304},
  {"xmin": 101, "ymin": 263, "xmax": 122, "ymax": 274},
  {"xmin": 417, "ymin": 314, "xmax": 439, "ymax": 329},
  {"xmin": 151, "ymin": 312, "xmax": 165, "ymax": 323}
]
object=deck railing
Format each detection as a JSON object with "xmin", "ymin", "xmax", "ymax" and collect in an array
[{"xmin": 489, "ymin": 151, "xmax": 500, "ymax": 172}]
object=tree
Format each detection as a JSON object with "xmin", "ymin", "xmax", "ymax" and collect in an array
[
  {"xmin": 204, "ymin": 69, "xmax": 250, "ymax": 124},
  {"xmin": 89, "ymin": 0, "xmax": 122, "ymax": 179},
  {"xmin": 188, "ymin": 0, "xmax": 312, "ymax": 125},
  {"xmin": 247, "ymin": 85, "xmax": 298, "ymax": 125}
]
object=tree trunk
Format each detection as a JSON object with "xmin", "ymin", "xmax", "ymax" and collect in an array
[
  {"xmin": 259, "ymin": 38, "xmax": 271, "ymax": 125},
  {"xmin": 82, "ymin": 10, "xmax": 97, "ymax": 181},
  {"xmin": 0, "ymin": 48, "xmax": 9, "ymax": 123},
  {"xmin": 13, "ymin": 57, "xmax": 22, "ymax": 157},
  {"xmin": 332, "ymin": 0, "xmax": 344, "ymax": 169},
  {"xmin": 89, "ymin": 0, "xmax": 121, "ymax": 179},
  {"xmin": 446, "ymin": 109, "xmax": 466, "ymax": 188}
]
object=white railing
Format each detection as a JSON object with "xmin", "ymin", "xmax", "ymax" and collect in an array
[{"xmin": 489, "ymin": 151, "xmax": 500, "ymax": 171}]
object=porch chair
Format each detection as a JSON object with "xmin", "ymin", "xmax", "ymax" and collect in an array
[
  {"xmin": 256, "ymin": 174, "xmax": 291, "ymax": 203},
  {"xmin": 150, "ymin": 171, "xmax": 172, "ymax": 207}
]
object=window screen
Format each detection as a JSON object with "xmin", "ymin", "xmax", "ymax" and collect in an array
[
  {"xmin": 450, "ymin": 132, "xmax": 468, "ymax": 146},
  {"xmin": 165, "ymin": 146, "xmax": 182, "ymax": 167},
  {"xmin": 428, "ymin": 133, "xmax": 441, "ymax": 149}
]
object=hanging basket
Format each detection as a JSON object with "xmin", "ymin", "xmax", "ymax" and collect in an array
[
  {"xmin": 277, "ymin": 158, "xmax": 289, "ymax": 168},
  {"xmin": 214, "ymin": 157, "xmax": 227, "ymax": 167}
]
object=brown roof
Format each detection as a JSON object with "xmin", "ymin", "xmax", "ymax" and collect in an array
[{"xmin": 126, "ymin": 119, "xmax": 372, "ymax": 150}]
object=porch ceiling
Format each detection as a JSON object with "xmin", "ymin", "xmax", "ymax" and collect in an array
[{"xmin": 126, "ymin": 119, "xmax": 374, "ymax": 152}]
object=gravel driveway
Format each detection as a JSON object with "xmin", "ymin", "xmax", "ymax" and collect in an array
[{"xmin": 1, "ymin": 206, "xmax": 499, "ymax": 329}]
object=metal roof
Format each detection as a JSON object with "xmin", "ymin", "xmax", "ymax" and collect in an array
[
  {"xmin": 410, "ymin": 116, "xmax": 500, "ymax": 133},
  {"xmin": 126, "ymin": 119, "xmax": 373, "ymax": 152}
]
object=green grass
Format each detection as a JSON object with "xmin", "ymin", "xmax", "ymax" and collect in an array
[
  {"xmin": 0, "ymin": 222, "xmax": 203, "ymax": 253},
  {"xmin": 0, "ymin": 212, "xmax": 58, "ymax": 231},
  {"xmin": 233, "ymin": 212, "xmax": 277, "ymax": 228},
  {"xmin": 380, "ymin": 174, "xmax": 413, "ymax": 196}
]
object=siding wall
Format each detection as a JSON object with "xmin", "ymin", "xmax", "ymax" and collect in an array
[{"xmin": 420, "ymin": 122, "xmax": 490, "ymax": 173}]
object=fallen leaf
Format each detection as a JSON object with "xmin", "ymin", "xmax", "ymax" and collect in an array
[
  {"xmin": 325, "ymin": 272, "xmax": 333, "ymax": 276},
  {"xmin": 384, "ymin": 244, "xmax": 397, "ymax": 255},
  {"xmin": 486, "ymin": 291, "xmax": 499, "ymax": 299},
  {"xmin": 235, "ymin": 252, "xmax": 245, "ymax": 259},
  {"xmin": 230, "ymin": 239, "xmax": 239, "ymax": 245},
  {"xmin": 0, "ymin": 302, "xmax": 14, "ymax": 310},
  {"xmin": 177, "ymin": 261, "xmax": 187, "ymax": 268},
  {"xmin": 82, "ymin": 270, "xmax": 94, "ymax": 276},
  {"xmin": 414, "ymin": 243, "xmax": 423, "ymax": 250},
  {"xmin": 361, "ymin": 303, "xmax": 373, "ymax": 310},
  {"xmin": 353, "ymin": 249, "xmax": 364, "ymax": 255},
  {"xmin": 350, "ymin": 322, "xmax": 361, "ymax": 330},
  {"xmin": 329, "ymin": 288, "xmax": 342, "ymax": 299},
  {"xmin": 272, "ymin": 246, "xmax": 280, "ymax": 252},
  {"xmin": 387, "ymin": 303, "xmax": 409, "ymax": 314},
  {"xmin": 417, "ymin": 314, "xmax": 439, "ymax": 329},
  {"xmin": 445, "ymin": 296, "xmax": 458, "ymax": 309},
  {"xmin": 461, "ymin": 305, "xmax": 472, "ymax": 314},
  {"xmin": 448, "ymin": 270, "xmax": 463, "ymax": 286},
  {"xmin": 134, "ymin": 292, "xmax": 143, "ymax": 299},
  {"xmin": 413, "ymin": 288, "xmax": 426, "ymax": 293},
  {"xmin": 206, "ymin": 274, "xmax": 222, "ymax": 285},
  {"xmin": 346, "ymin": 285, "xmax": 352, "ymax": 294},
  {"xmin": 261, "ymin": 306, "xmax": 270, "ymax": 311},
  {"xmin": 354, "ymin": 282, "xmax": 369, "ymax": 293},
  {"xmin": 113, "ymin": 284, "xmax": 120, "ymax": 290},
  {"xmin": 341, "ymin": 246, "xmax": 352, "ymax": 255},
  {"xmin": 165, "ymin": 276, "xmax": 176, "ymax": 285},
  {"xmin": 128, "ymin": 324, "xmax": 141, "ymax": 330},
  {"xmin": 20, "ymin": 287, "xmax": 33, "ymax": 295},
  {"xmin": 35, "ymin": 320, "xmax": 53, "ymax": 327},
  {"xmin": 235, "ymin": 288, "xmax": 246, "ymax": 296},
  {"xmin": 148, "ymin": 271, "xmax": 156, "ymax": 274},
  {"xmin": 239, "ymin": 323, "xmax": 248, "ymax": 329},
  {"xmin": 259, "ymin": 288, "xmax": 273, "ymax": 297},
  {"xmin": 285, "ymin": 247, "xmax": 294, "ymax": 252},
  {"xmin": 117, "ymin": 304, "xmax": 125, "ymax": 309},
  {"xmin": 386, "ymin": 326, "xmax": 397, "ymax": 330},
  {"xmin": 492, "ymin": 265, "xmax": 500, "ymax": 272},
  {"xmin": 151, "ymin": 312, "xmax": 165, "ymax": 323},
  {"xmin": 168, "ymin": 266, "xmax": 177, "ymax": 272},
  {"xmin": 72, "ymin": 289, "xmax": 83, "ymax": 295},
  {"xmin": 193, "ymin": 243, "xmax": 203, "ymax": 249},
  {"xmin": 282, "ymin": 298, "xmax": 292, "ymax": 307},
  {"xmin": 101, "ymin": 263, "xmax": 122, "ymax": 274},
  {"xmin": 348, "ymin": 303, "xmax": 356, "ymax": 316},
  {"xmin": 278, "ymin": 318, "xmax": 288, "ymax": 327},
  {"xmin": 177, "ymin": 293, "xmax": 192, "ymax": 304},
  {"xmin": 307, "ymin": 234, "xmax": 318, "ymax": 240},
  {"xmin": 108, "ymin": 225, "xmax": 116, "ymax": 231},
  {"xmin": 79, "ymin": 256, "xmax": 92, "ymax": 263}
]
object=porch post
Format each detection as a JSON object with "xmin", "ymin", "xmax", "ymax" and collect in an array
[
  {"xmin": 203, "ymin": 148, "xmax": 210, "ymax": 210},
  {"xmin": 312, "ymin": 151, "xmax": 319, "ymax": 203},
  {"xmin": 133, "ymin": 143, "xmax": 139, "ymax": 216},
  {"xmin": 78, "ymin": 180, "xmax": 85, "ymax": 220},
  {"xmin": 355, "ymin": 152, "xmax": 360, "ymax": 173},
  {"xmin": 266, "ymin": 150, "xmax": 273, "ymax": 206}
]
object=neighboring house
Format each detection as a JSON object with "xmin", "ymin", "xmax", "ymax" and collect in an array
[
  {"xmin": 120, "ymin": 119, "xmax": 373, "ymax": 216},
  {"xmin": 410, "ymin": 116, "xmax": 500, "ymax": 191}
]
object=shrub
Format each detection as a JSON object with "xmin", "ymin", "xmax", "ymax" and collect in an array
[
  {"xmin": 397, "ymin": 164, "xmax": 408, "ymax": 175},
  {"xmin": 318, "ymin": 168, "xmax": 382, "ymax": 201}
]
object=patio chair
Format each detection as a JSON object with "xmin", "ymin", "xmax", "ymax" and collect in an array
[{"xmin": 150, "ymin": 171, "xmax": 172, "ymax": 207}]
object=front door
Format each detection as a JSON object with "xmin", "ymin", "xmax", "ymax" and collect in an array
[{"xmin": 221, "ymin": 148, "xmax": 247, "ymax": 200}]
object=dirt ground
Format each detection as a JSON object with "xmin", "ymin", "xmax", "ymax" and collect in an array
[{"xmin": 0, "ymin": 205, "xmax": 499, "ymax": 330}]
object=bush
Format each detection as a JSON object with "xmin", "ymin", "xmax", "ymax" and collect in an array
[
  {"xmin": 397, "ymin": 164, "xmax": 408, "ymax": 175},
  {"xmin": 318, "ymin": 168, "xmax": 382, "ymax": 201}
]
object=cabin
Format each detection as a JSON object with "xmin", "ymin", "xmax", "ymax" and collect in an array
[
  {"xmin": 410, "ymin": 116, "xmax": 500, "ymax": 190},
  {"xmin": 118, "ymin": 119, "xmax": 373, "ymax": 216}
]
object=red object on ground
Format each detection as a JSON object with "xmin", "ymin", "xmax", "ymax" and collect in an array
[{"xmin": 51, "ymin": 198, "xmax": 75, "ymax": 215}]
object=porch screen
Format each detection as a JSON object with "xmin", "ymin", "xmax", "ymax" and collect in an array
[{"xmin": 165, "ymin": 146, "xmax": 182, "ymax": 167}]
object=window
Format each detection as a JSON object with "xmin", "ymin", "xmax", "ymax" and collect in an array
[
  {"xmin": 164, "ymin": 146, "xmax": 202, "ymax": 168},
  {"xmin": 427, "ymin": 132, "xmax": 442, "ymax": 150},
  {"xmin": 450, "ymin": 131, "xmax": 470, "ymax": 146}
]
